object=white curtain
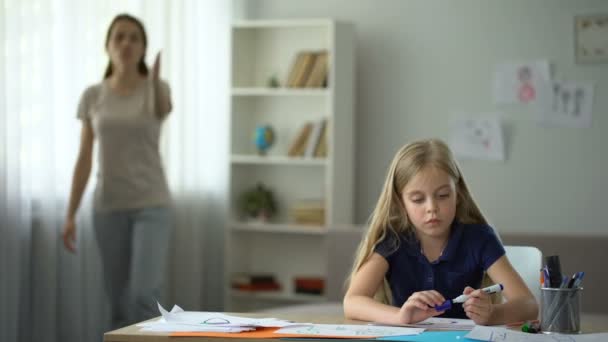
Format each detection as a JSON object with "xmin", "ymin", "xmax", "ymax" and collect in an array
[{"xmin": 0, "ymin": 1, "xmax": 230, "ymax": 341}]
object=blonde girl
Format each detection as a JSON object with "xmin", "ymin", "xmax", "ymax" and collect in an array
[{"xmin": 343, "ymin": 139, "xmax": 537, "ymax": 325}]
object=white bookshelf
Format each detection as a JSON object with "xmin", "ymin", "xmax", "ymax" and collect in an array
[{"xmin": 225, "ymin": 19, "xmax": 358, "ymax": 312}]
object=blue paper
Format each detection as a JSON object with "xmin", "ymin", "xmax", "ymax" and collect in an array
[
  {"xmin": 281, "ymin": 331, "xmax": 476, "ymax": 342},
  {"xmin": 377, "ymin": 331, "xmax": 471, "ymax": 342}
]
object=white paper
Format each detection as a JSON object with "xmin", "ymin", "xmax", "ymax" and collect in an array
[
  {"xmin": 138, "ymin": 303, "xmax": 296, "ymax": 333},
  {"xmin": 157, "ymin": 302, "xmax": 293, "ymax": 327},
  {"xmin": 372, "ymin": 317, "xmax": 475, "ymax": 331},
  {"xmin": 466, "ymin": 326, "xmax": 608, "ymax": 342},
  {"xmin": 140, "ymin": 323, "xmax": 254, "ymax": 332},
  {"xmin": 450, "ymin": 116, "xmax": 505, "ymax": 161},
  {"xmin": 494, "ymin": 61, "xmax": 551, "ymax": 105},
  {"xmin": 406, "ymin": 317, "xmax": 476, "ymax": 330},
  {"xmin": 275, "ymin": 324, "xmax": 424, "ymax": 337},
  {"xmin": 536, "ymin": 80, "xmax": 594, "ymax": 128}
]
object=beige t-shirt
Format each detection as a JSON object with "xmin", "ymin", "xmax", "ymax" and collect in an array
[{"xmin": 77, "ymin": 77, "xmax": 172, "ymax": 211}]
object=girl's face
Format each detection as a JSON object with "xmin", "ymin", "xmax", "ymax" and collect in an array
[
  {"xmin": 106, "ymin": 19, "xmax": 145, "ymax": 71},
  {"xmin": 401, "ymin": 166, "xmax": 457, "ymax": 241}
]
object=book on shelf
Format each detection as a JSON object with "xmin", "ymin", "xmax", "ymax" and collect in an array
[
  {"xmin": 286, "ymin": 51, "xmax": 317, "ymax": 88},
  {"xmin": 313, "ymin": 119, "xmax": 328, "ymax": 158},
  {"xmin": 294, "ymin": 52, "xmax": 317, "ymax": 87},
  {"xmin": 286, "ymin": 50, "xmax": 329, "ymax": 88},
  {"xmin": 287, "ymin": 119, "xmax": 327, "ymax": 158},
  {"xmin": 233, "ymin": 283, "xmax": 281, "ymax": 291},
  {"xmin": 304, "ymin": 119, "xmax": 326, "ymax": 157},
  {"xmin": 286, "ymin": 52, "xmax": 306, "ymax": 87},
  {"xmin": 231, "ymin": 273, "xmax": 281, "ymax": 291},
  {"xmin": 314, "ymin": 122, "xmax": 329, "ymax": 158},
  {"xmin": 287, "ymin": 122, "xmax": 313, "ymax": 157},
  {"xmin": 294, "ymin": 276, "xmax": 325, "ymax": 295},
  {"xmin": 304, "ymin": 50, "xmax": 329, "ymax": 88},
  {"xmin": 291, "ymin": 199, "xmax": 325, "ymax": 225}
]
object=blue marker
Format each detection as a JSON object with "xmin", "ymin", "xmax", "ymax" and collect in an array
[
  {"xmin": 543, "ymin": 267, "xmax": 551, "ymax": 288},
  {"xmin": 435, "ymin": 284, "xmax": 504, "ymax": 311}
]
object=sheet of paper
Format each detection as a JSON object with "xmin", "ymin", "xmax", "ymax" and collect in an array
[
  {"xmin": 140, "ymin": 323, "xmax": 254, "ymax": 332},
  {"xmin": 377, "ymin": 330, "xmax": 468, "ymax": 341},
  {"xmin": 450, "ymin": 116, "xmax": 505, "ymax": 161},
  {"xmin": 275, "ymin": 324, "xmax": 424, "ymax": 337},
  {"xmin": 536, "ymin": 80, "xmax": 594, "ymax": 128},
  {"xmin": 493, "ymin": 60, "xmax": 551, "ymax": 105},
  {"xmin": 157, "ymin": 302, "xmax": 294, "ymax": 327},
  {"xmin": 171, "ymin": 326, "xmax": 308, "ymax": 338},
  {"xmin": 373, "ymin": 317, "xmax": 475, "ymax": 331},
  {"xmin": 403, "ymin": 317, "xmax": 476, "ymax": 331},
  {"xmin": 466, "ymin": 326, "xmax": 608, "ymax": 342},
  {"xmin": 139, "ymin": 303, "xmax": 297, "ymax": 333}
]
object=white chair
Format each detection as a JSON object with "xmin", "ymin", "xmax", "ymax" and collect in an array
[{"xmin": 504, "ymin": 245, "xmax": 543, "ymax": 305}]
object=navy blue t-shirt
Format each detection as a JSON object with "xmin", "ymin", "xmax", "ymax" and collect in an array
[{"xmin": 374, "ymin": 221, "xmax": 505, "ymax": 319}]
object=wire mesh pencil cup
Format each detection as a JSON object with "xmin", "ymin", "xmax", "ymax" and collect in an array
[{"xmin": 540, "ymin": 287, "xmax": 582, "ymax": 334}]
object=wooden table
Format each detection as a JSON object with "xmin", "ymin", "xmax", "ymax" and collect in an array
[{"xmin": 104, "ymin": 313, "xmax": 608, "ymax": 342}]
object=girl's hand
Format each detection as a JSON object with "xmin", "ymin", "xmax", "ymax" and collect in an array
[
  {"xmin": 397, "ymin": 290, "xmax": 445, "ymax": 324},
  {"xmin": 62, "ymin": 218, "xmax": 77, "ymax": 253},
  {"xmin": 462, "ymin": 286, "xmax": 494, "ymax": 325},
  {"xmin": 152, "ymin": 51, "xmax": 161, "ymax": 81}
]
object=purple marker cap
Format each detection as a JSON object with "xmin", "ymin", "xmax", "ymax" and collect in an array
[{"xmin": 434, "ymin": 300, "xmax": 452, "ymax": 311}]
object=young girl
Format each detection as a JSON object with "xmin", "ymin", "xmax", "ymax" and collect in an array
[
  {"xmin": 62, "ymin": 14, "xmax": 173, "ymax": 328},
  {"xmin": 343, "ymin": 139, "xmax": 538, "ymax": 325}
]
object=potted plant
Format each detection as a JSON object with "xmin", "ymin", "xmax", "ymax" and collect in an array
[{"xmin": 239, "ymin": 183, "xmax": 277, "ymax": 221}]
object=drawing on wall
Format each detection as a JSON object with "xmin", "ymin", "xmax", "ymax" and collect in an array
[
  {"xmin": 493, "ymin": 61, "xmax": 551, "ymax": 105},
  {"xmin": 536, "ymin": 80, "xmax": 594, "ymax": 128},
  {"xmin": 575, "ymin": 14, "xmax": 608, "ymax": 64},
  {"xmin": 517, "ymin": 66, "xmax": 536, "ymax": 103},
  {"xmin": 450, "ymin": 116, "xmax": 505, "ymax": 162}
]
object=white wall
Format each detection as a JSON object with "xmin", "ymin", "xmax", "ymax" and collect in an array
[{"xmin": 242, "ymin": 0, "xmax": 608, "ymax": 236}]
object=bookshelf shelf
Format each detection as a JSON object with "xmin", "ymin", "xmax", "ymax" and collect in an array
[
  {"xmin": 231, "ymin": 221, "xmax": 327, "ymax": 235},
  {"xmin": 231, "ymin": 154, "xmax": 327, "ymax": 166},
  {"xmin": 233, "ymin": 19, "xmax": 334, "ymax": 29},
  {"xmin": 226, "ymin": 18, "xmax": 355, "ymax": 312},
  {"xmin": 232, "ymin": 87, "xmax": 329, "ymax": 97},
  {"xmin": 230, "ymin": 289, "xmax": 326, "ymax": 303}
]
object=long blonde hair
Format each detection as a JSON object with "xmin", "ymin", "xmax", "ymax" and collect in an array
[{"xmin": 347, "ymin": 139, "xmax": 488, "ymax": 303}]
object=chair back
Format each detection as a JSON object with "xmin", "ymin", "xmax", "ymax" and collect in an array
[{"xmin": 505, "ymin": 245, "xmax": 542, "ymax": 304}]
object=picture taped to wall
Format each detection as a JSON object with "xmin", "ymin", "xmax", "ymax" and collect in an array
[
  {"xmin": 536, "ymin": 80, "xmax": 594, "ymax": 128},
  {"xmin": 450, "ymin": 116, "xmax": 505, "ymax": 162},
  {"xmin": 575, "ymin": 14, "xmax": 608, "ymax": 64}
]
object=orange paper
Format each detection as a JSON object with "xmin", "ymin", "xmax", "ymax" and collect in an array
[{"xmin": 171, "ymin": 327, "xmax": 374, "ymax": 339}]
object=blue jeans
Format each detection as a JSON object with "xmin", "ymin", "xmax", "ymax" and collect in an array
[{"xmin": 93, "ymin": 206, "xmax": 172, "ymax": 329}]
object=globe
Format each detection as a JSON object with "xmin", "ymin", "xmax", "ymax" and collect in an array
[{"xmin": 254, "ymin": 125, "xmax": 275, "ymax": 155}]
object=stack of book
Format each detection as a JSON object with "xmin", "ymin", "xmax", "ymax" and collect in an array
[
  {"xmin": 231, "ymin": 273, "xmax": 280, "ymax": 291},
  {"xmin": 285, "ymin": 50, "xmax": 329, "ymax": 88},
  {"xmin": 294, "ymin": 276, "xmax": 325, "ymax": 295},
  {"xmin": 287, "ymin": 119, "xmax": 327, "ymax": 158},
  {"xmin": 290, "ymin": 200, "xmax": 325, "ymax": 225}
]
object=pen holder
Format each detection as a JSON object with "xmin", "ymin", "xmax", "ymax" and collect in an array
[{"xmin": 540, "ymin": 287, "xmax": 582, "ymax": 334}]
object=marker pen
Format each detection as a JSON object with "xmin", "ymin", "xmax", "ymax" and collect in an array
[
  {"xmin": 434, "ymin": 284, "xmax": 504, "ymax": 311},
  {"xmin": 572, "ymin": 271, "xmax": 585, "ymax": 288}
]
